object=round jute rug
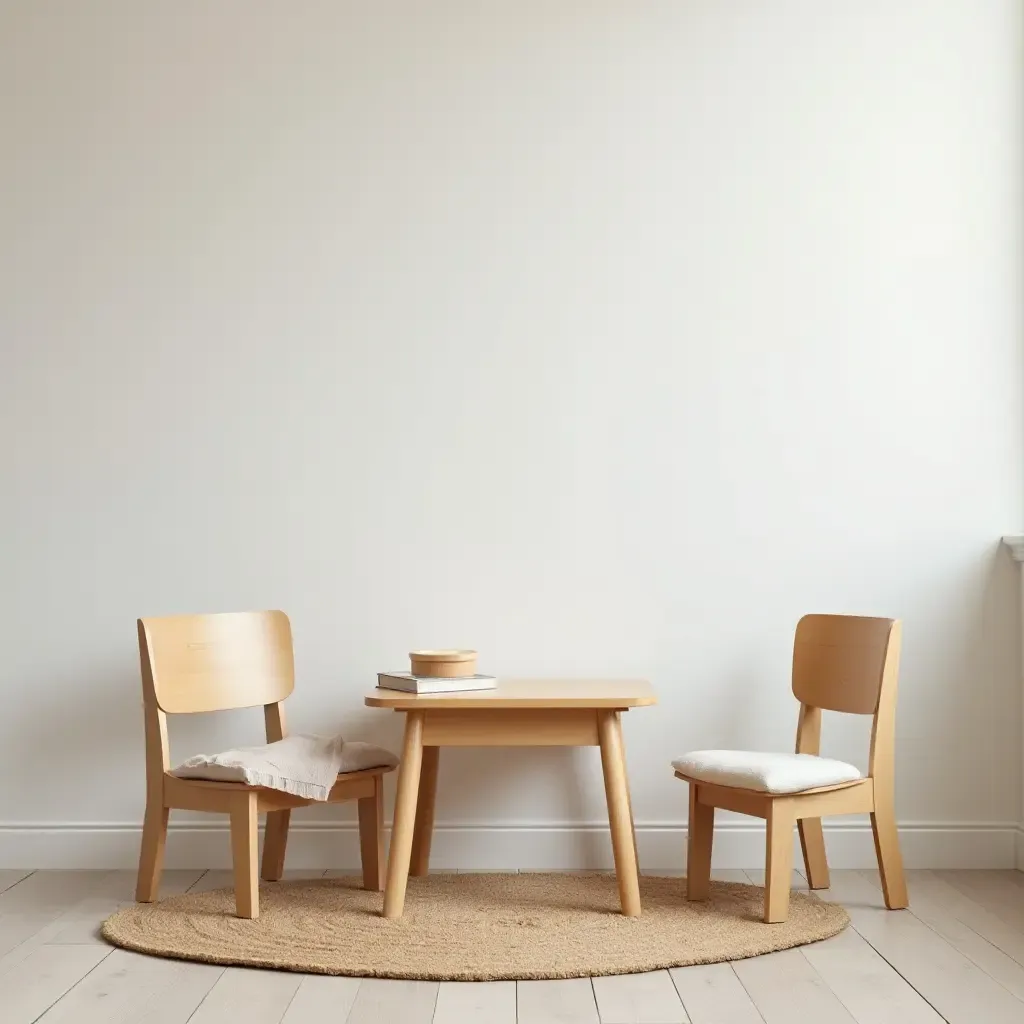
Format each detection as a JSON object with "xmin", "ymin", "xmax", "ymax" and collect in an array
[{"xmin": 102, "ymin": 873, "xmax": 848, "ymax": 981}]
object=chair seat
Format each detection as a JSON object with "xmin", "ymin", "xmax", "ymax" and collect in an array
[
  {"xmin": 167, "ymin": 764, "xmax": 394, "ymax": 791},
  {"xmin": 671, "ymin": 750, "xmax": 862, "ymax": 794},
  {"xmin": 171, "ymin": 736, "xmax": 398, "ymax": 800},
  {"xmin": 163, "ymin": 763, "xmax": 395, "ymax": 816}
]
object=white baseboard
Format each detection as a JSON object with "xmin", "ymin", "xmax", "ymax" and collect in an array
[{"xmin": 0, "ymin": 820, "xmax": 1017, "ymax": 871}]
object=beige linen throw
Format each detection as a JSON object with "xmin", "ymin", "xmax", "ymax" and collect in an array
[{"xmin": 172, "ymin": 734, "xmax": 398, "ymax": 801}]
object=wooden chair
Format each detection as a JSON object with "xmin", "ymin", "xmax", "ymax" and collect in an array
[
  {"xmin": 673, "ymin": 614, "xmax": 908, "ymax": 923},
  {"xmin": 135, "ymin": 610, "xmax": 395, "ymax": 919}
]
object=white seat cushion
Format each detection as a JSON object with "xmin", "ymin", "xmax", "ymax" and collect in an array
[{"xmin": 671, "ymin": 750, "xmax": 862, "ymax": 794}]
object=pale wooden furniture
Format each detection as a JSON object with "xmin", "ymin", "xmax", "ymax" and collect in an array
[
  {"xmin": 675, "ymin": 614, "xmax": 908, "ymax": 923},
  {"xmin": 136, "ymin": 610, "xmax": 395, "ymax": 919},
  {"xmin": 365, "ymin": 679, "xmax": 656, "ymax": 919}
]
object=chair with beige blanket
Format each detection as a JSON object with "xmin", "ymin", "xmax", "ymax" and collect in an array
[
  {"xmin": 672, "ymin": 614, "xmax": 908, "ymax": 923},
  {"xmin": 135, "ymin": 610, "xmax": 397, "ymax": 919}
]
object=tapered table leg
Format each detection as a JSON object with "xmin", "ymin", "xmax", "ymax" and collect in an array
[
  {"xmin": 598, "ymin": 709, "xmax": 642, "ymax": 916},
  {"xmin": 382, "ymin": 711, "xmax": 425, "ymax": 918},
  {"xmin": 411, "ymin": 746, "xmax": 440, "ymax": 876}
]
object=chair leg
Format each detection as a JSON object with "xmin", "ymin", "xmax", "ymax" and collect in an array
[
  {"xmin": 261, "ymin": 809, "xmax": 290, "ymax": 882},
  {"xmin": 358, "ymin": 776, "xmax": 385, "ymax": 891},
  {"xmin": 135, "ymin": 802, "xmax": 169, "ymax": 903},
  {"xmin": 686, "ymin": 784, "xmax": 714, "ymax": 901},
  {"xmin": 798, "ymin": 816, "xmax": 830, "ymax": 890},
  {"xmin": 871, "ymin": 804, "xmax": 908, "ymax": 910},
  {"xmin": 764, "ymin": 799, "xmax": 795, "ymax": 923},
  {"xmin": 230, "ymin": 792, "xmax": 260, "ymax": 919}
]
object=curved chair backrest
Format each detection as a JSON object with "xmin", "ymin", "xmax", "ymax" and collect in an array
[
  {"xmin": 792, "ymin": 614, "xmax": 899, "ymax": 715},
  {"xmin": 138, "ymin": 610, "xmax": 295, "ymax": 714}
]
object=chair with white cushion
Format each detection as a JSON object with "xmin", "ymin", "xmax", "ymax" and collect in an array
[{"xmin": 672, "ymin": 614, "xmax": 907, "ymax": 923}]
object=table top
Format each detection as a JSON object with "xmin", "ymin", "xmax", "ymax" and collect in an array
[{"xmin": 364, "ymin": 678, "xmax": 656, "ymax": 710}]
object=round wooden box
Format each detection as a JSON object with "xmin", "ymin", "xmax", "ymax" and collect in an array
[{"xmin": 409, "ymin": 649, "xmax": 478, "ymax": 678}]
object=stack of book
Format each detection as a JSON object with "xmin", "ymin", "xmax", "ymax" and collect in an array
[{"xmin": 376, "ymin": 671, "xmax": 498, "ymax": 695}]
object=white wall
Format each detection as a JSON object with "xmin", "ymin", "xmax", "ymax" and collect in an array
[
  {"xmin": 1, "ymin": 1, "xmax": 1022, "ymax": 868},
  {"xmin": 1000, "ymin": 540, "xmax": 1024, "ymax": 868}
]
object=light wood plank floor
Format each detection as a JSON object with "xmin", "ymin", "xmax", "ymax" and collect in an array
[{"xmin": 0, "ymin": 868, "xmax": 1021, "ymax": 1022}]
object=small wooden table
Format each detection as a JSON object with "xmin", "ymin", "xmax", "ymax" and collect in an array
[{"xmin": 364, "ymin": 679, "xmax": 656, "ymax": 919}]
